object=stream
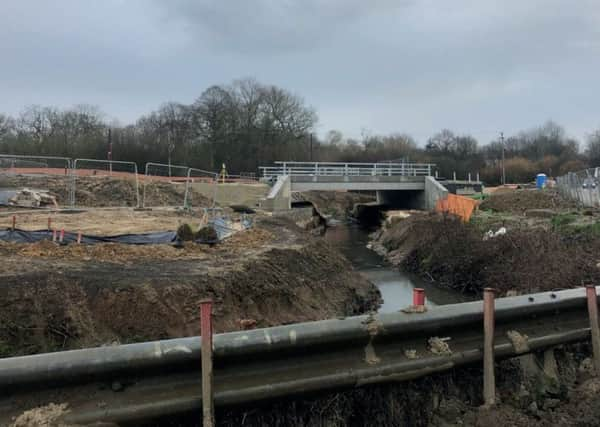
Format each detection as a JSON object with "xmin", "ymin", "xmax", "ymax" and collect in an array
[{"xmin": 323, "ymin": 223, "xmax": 471, "ymax": 312}]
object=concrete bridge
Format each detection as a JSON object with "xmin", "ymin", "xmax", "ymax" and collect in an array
[{"xmin": 259, "ymin": 161, "xmax": 451, "ymax": 210}]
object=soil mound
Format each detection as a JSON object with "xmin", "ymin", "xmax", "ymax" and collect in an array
[
  {"xmin": 374, "ymin": 213, "xmax": 600, "ymax": 295},
  {"xmin": 0, "ymin": 174, "xmax": 211, "ymax": 207},
  {"xmin": 480, "ymin": 189, "xmax": 576, "ymax": 214},
  {"xmin": 0, "ymin": 219, "xmax": 380, "ymax": 357}
]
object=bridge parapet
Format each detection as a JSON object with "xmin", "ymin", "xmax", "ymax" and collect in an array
[{"xmin": 260, "ymin": 161, "xmax": 434, "ymax": 179}]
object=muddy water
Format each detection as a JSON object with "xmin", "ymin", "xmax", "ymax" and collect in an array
[{"xmin": 324, "ymin": 224, "xmax": 471, "ymax": 311}]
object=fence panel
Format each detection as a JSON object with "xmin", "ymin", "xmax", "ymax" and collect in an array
[
  {"xmin": 185, "ymin": 168, "xmax": 219, "ymax": 209},
  {"xmin": 71, "ymin": 159, "xmax": 139, "ymax": 207},
  {"xmin": 0, "ymin": 155, "xmax": 72, "ymax": 208},
  {"xmin": 142, "ymin": 163, "xmax": 191, "ymax": 208},
  {"xmin": 556, "ymin": 168, "xmax": 600, "ymax": 207}
]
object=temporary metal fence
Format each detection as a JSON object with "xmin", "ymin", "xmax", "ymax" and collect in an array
[
  {"xmin": 0, "ymin": 154, "xmax": 72, "ymax": 207},
  {"xmin": 185, "ymin": 167, "xmax": 219, "ymax": 209},
  {"xmin": 0, "ymin": 152, "xmax": 260, "ymax": 210},
  {"xmin": 142, "ymin": 163, "xmax": 190, "ymax": 208},
  {"xmin": 260, "ymin": 161, "xmax": 434, "ymax": 179},
  {"xmin": 556, "ymin": 167, "xmax": 600, "ymax": 207},
  {"xmin": 70, "ymin": 159, "xmax": 140, "ymax": 208}
]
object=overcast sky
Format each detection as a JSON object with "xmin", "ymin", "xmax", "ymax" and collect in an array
[{"xmin": 1, "ymin": 0, "xmax": 599, "ymax": 144}]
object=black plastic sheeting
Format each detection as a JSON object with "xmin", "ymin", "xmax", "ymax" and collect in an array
[
  {"xmin": 0, "ymin": 229, "xmax": 179, "ymax": 245},
  {"xmin": 0, "ymin": 217, "xmax": 252, "ymax": 245}
]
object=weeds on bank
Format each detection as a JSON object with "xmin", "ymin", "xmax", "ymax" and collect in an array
[
  {"xmin": 551, "ymin": 213, "xmax": 600, "ymax": 237},
  {"xmin": 551, "ymin": 213, "xmax": 577, "ymax": 230}
]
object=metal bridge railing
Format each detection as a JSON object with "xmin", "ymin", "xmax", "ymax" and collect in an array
[{"xmin": 260, "ymin": 161, "xmax": 434, "ymax": 178}]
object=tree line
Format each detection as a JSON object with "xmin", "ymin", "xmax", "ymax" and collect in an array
[{"xmin": 1, "ymin": 78, "xmax": 599, "ymax": 184}]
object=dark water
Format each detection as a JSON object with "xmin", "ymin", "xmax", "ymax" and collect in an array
[{"xmin": 324, "ymin": 224, "xmax": 471, "ymax": 311}]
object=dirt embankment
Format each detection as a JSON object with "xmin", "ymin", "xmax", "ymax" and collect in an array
[
  {"xmin": 0, "ymin": 174, "xmax": 211, "ymax": 208},
  {"xmin": 0, "ymin": 216, "xmax": 381, "ymax": 357},
  {"xmin": 480, "ymin": 188, "xmax": 578, "ymax": 214},
  {"xmin": 217, "ymin": 344, "xmax": 599, "ymax": 426},
  {"xmin": 372, "ymin": 189, "xmax": 600, "ymax": 296}
]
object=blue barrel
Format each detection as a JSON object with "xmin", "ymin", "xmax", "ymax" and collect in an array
[{"xmin": 536, "ymin": 173, "xmax": 547, "ymax": 189}]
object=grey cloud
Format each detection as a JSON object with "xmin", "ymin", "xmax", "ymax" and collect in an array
[
  {"xmin": 155, "ymin": 0, "xmax": 411, "ymax": 54},
  {"xmin": 0, "ymin": 0, "xmax": 599, "ymax": 143}
]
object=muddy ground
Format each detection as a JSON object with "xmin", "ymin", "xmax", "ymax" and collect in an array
[
  {"xmin": 0, "ymin": 215, "xmax": 381, "ymax": 357},
  {"xmin": 363, "ymin": 188, "xmax": 600, "ymax": 426},
  {"xmin": 373, "ymin": 189, "xmax": 600, "ymax": 295},
  {"xmin": 215, "ymin": 345, "xmax": 600, "ymax": 427},
  {"xmin": 0, "ymin": 207, "xmax": 210, "ymax": 235},
  {"xmin": 4, "ymin": 186, "xmax": 600, "ymax": 426},
  {"xmin": 0, "ymin": 173, "xmax": 212, "ymax": 208}
]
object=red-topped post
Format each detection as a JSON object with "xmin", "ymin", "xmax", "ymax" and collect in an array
[
  {"xmin": 413, "ymin": 288, "xmax": 425, "ymax": 307},
  {"xmin": 586, "ymin": 285, "xmax": 600, "ymax": 374},
  {"xmin": 200, "ymin": 299, "xmax": 214, "ymax": 427},
  {"xmin": 483, "ymin": 288, "xmax": 496, "ymax": 406}
]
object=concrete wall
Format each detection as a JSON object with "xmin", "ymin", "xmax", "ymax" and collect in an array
[
  {"xmin": 424, "ymin": 176, "xmax": 448, "ymax": 210},
  {"xmin": 291, "ymin": 175, "xmax": 425, "ymax": 192},
  {"xmin": 259, "ymin": 175, "xmax": 291, "ymax": 211}
]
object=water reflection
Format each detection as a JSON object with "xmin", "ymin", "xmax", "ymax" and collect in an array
[{"xmin": 323, "ymin": 224, "xmax": 472, "ymax": 311}]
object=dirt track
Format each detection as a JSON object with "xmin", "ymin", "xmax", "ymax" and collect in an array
[{"xmin": 0, "ymin": 207, "xmax": 207, "ymax": 234}]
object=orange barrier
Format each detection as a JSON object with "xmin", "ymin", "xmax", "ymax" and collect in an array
[{"xmin": 435, "ymin": 193, "xmax": 479, "ymax": 222}]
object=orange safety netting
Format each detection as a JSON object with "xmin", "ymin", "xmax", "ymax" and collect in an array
[{"xmin": 435, "ymin": 193, "xmax": 479, "ymax": 222}]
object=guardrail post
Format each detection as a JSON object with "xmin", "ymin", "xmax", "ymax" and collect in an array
[
  {"xmin": 586, "ymin": 285, "xmax": 600, "ymax": 374},
  {"xmin": 476, "ymin": 172, "xmax": 480, "ymax": 182},
  {"xmin": 453, "ymin": 171, "xmax": 456, "ymax": 181},
  {"xmin": 468, "ymin": 173, "xmax": 471, "ymax": 182},
  {"xmin": 483, "ymin": 288, "xmax": 496, "ymax": 406},
  {"xmin": 200, "ymin": 299, "xmax": 214, "ymax": 427}
]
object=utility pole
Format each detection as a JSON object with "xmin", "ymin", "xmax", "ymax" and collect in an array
[
  {"xmin": 108, "ymin": 128, "xmax": 113, "ymax": 175},
  {"xmin": 500, "ymin": 131, "xmax": 506, "ymax": 185}
]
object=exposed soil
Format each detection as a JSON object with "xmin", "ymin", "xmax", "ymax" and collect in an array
[
  {"xmin": 0, "ymin": 207, "xmax": 211, "ymax": 235},
  {"xmin": 0, "ymin": 174, "xmax": 211, "ymax": 208},
  {"xmin": 372, "ymin": 212, "xmax": 600, "ymax": 295},
  {"xmin": 196, "ymin": 346, "xmax": 597, "ymax": 427},
  {"xmin": 480, "ymin": 188, "xmax": 578, "ymax": 214},
  {"xmin": 296, "ymin": 190, "xmax": 376, "ymax": 220},
  {"xmin": 0, "ymin": 216, "xmax": 381, "ymax": 357}
]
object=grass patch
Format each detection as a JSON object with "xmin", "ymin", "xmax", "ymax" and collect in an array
[
  {"xmin": 551, "ymin": 213, "xmax": 577, "ymax": 231},
  {"xmin": 571, "ymin": 221, "xmax": 600, "ymax": 236}
]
